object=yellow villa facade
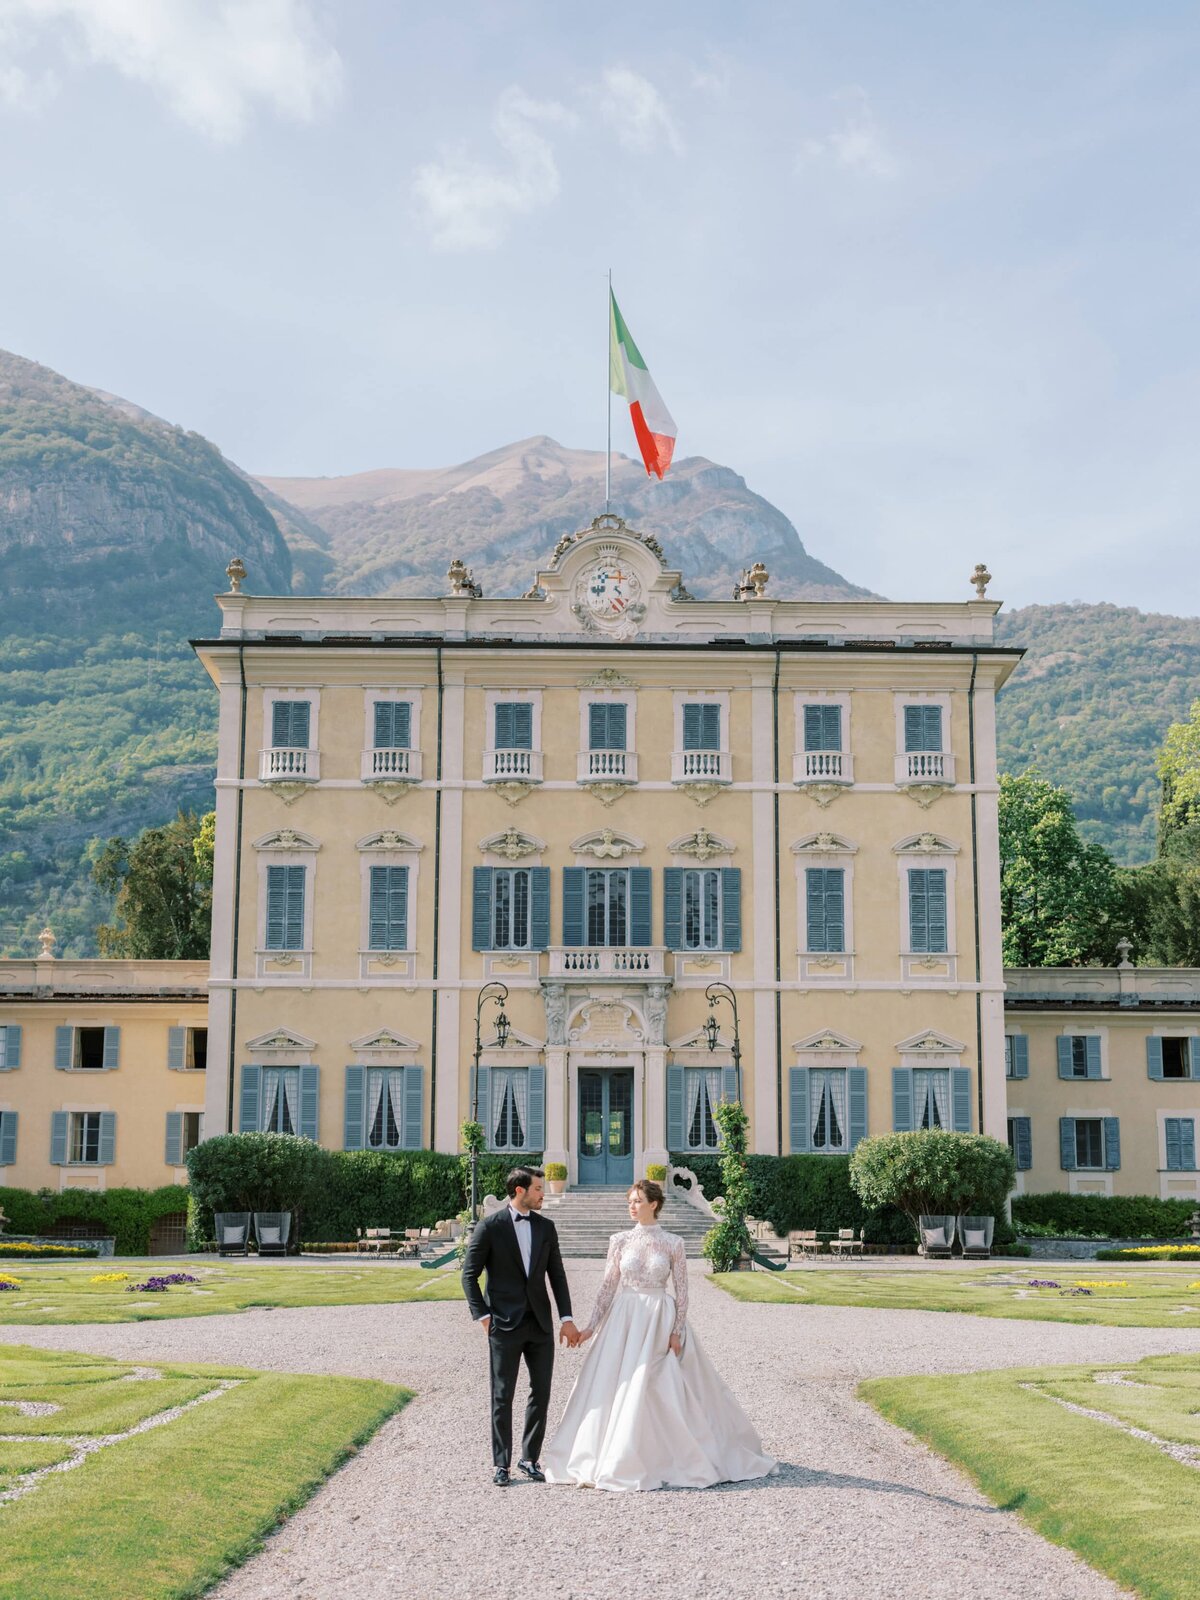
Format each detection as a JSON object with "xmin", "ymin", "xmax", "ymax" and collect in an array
[{"xmin": 188, "ymin": 514, "xmax": 1018, "ymax": 1184}]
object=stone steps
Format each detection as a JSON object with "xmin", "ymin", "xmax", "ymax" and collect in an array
[{"xmin": 542, "ymin": 1189, "xmax": 714, "ymax": 1257}]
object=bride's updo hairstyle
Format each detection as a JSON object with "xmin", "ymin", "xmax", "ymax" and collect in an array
[{"xmin": 630, "ymin": 1179, "xmax": 664, "ymax": 1218}]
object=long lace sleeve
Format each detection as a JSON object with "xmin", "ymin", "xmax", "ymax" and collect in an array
[
  {"xmin": 585, "ymin": 1232, "xmax": 624, "ymax": 1333},
  {"xmin": 670, "ymin": 1234, "xmax": 689, "ymax": 1339}
]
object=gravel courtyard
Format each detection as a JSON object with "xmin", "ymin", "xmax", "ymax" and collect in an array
[{"xmin": 15, "ymin": 1261, "xmax": 1200, "ymax": 1600}]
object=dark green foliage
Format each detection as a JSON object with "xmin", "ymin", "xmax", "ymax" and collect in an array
[
  {"xmin": 849, "ymin": 1131, "xmax": 1016, "ymax": 1235},
  {"xmin": 0, "ymin": 1185, "xmax": 190, "ymax": 1255},
  {"xmin": 93, "ymin": 809, "xmax": 213, "ymax": 958},
  {"xmin": 1012, "ymin": 1191, "xmax": 1196, "ymax": 1240},
  {"xmin": 671, "ymin": 1153, "xmax": 914, "ymax": 1248},
  {"xmin": 185, "ymin": 1135, "xmax": 328, "ymax": 1228},
  {"xmin": 700, "ymin": 1101, "xmax": 754, "ymax": 1273}
]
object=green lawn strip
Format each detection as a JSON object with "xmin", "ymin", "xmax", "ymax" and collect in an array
[
  {"xmin": 711, "ymin": 1265, "xmax": 1200, "ymax": 1326},
  {"xmin": 0, "ymin": 1375, "xmax": 213, "ymax": 1435},
  {"xmin": 0, "ymin": 1344, "xmax": 410, "ymax": 1600},
  {"xmin": 0, "ymin": 1263, "xmax": 464, "ymax": 1325},
  {"xmin": 0, "ymin": 1438, "xmax": 76, "ymax": 1486},
  {"xmin": 861, "ymin": 1357, "xmax": 1200, "ymax": 1600}
]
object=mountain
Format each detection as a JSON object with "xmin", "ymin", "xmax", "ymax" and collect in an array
[{"xmin": 256, "ymin": 436, "xmax": 871, "ymax": 602}]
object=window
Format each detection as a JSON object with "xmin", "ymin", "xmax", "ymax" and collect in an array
[
  {"xmin": 682, "ymin": 703, "xmax": 721, "ymax": 750},
  {"xmin": 71, "ymin": 1112, "xmax": 102, "ymax": 1164},
  {"xmin": 368, "ymin": 865, "xmax": 409, "ymax": 951},
  {"xmin": 344, "ymin": 1065, "xmax": 422, "ymax": 1152},
  {"xmin": 373, "ymin": 701, "xmax": 411, "ymax": 749},
  {"xmin": 588, "ymin": 869, "xmax": 628, "ymax": 946},
  {"xmin": 1060, "ymin": 1115, "xmax": 1118, "ymax": 1171},
  {"xmin": 664, "ymin": 868, "xmax": 740, "ymax": 952},
  {"xmin": 472, "ymin": 867, "xmax": 549, "ymax": 951},
  {"xmin": 904, "ymin": 705, "xmax": 943, "ymax": 752},
  {"xmin": 907, "ymin": 869, "xmax": 947, "ymax": 953},
  {"xmin": 1166, "ymin": 1117, "xmax": 1197, "ymax": 1171},
  {"xmin": 1162, "ymin": 1038, "xmax": 1192, "ymax": 1080},
  {"xmin": 0, "ymin": 1025, "xmax": 20, "ymax": 1071},
  {"xmin": 490, "ymin": 1070, "xmax": 530, "ymax": 1152},
  {"xmin": 0, "ymin": 1111, "xmax": 16, "ymax": 1167},
  {"xmin": 51, "ymin": 1110, "xmax": 114, "ymax": 1166},
  {"xmin": 493, "ymin": 869, "xmax": 531, "ymax": 950},
  {"xmin": 365, "ymin": 1070, "xmax": 406, "ymax": 1150},
  {"xmin": 166, "ymin": 1111, "xmax": 204, "ymax": 1165},
  {"xmin": 804, "ymin": 704, "xmax": 842, "ymax": 751},
  {"xmin": 272, "ymin": 700, "xmax": 311, "ymax": 749},
  {"xmin": 1008, "ymin": 1116, "xmax": 1032, "ymax": 1171},
  {"xmin": 168, "ymin": 1027, "xmax": 207, "ymax": 1071},
  {"xmin": 684, "ymin": 1068, "xmax": 722, "ymax": 1150},
  {"xmin": 261, "ymin": 1067, "xmax": 301, "ymax": 1134},
  {"xmin": 913, "ymin": 1068, "xmax": 951, "ymax": 1130},
  {"xmin": 681, "ymin": 870, "xmax": 722, "ymax": 951},
  {"xmin": 588, "ymin": 703, "xmax": 627, "ymax": 750},
  {"xmin": 494, "ymin": 702, "xmax": 533, "ymax": 749},
  {"xmin": 563, "ymin": 866, "xmax": 650, "ymax": 947},
  {"xmin": 806, "ymin": 868, "xmax": 845, "ymax": 953},
  {"xmin": 240, "ymin": 1066, "xmax": 318, "ymax": 1140},
  {"xmin": 791, "ymin": 1065, "xmax": 868, "ymax": 1152},
  {"xmin": 55, "ymin": 1026, "xmax": 119, "ymax": 1071},
  {"xmin": 1005, "ymin": 1035, "xmax": 1029, "ymax": 1079},
  {"xmin": 76, "ymin": 1028, "xmax": 106, "ymax": 1070},
  {"xmin": 1075, "ymin": 1119, "xmax": 1104, "ymax": 1169},
  {"xmin": 809, "ymin": 1069, "xmax": 848, "ymax": 1151},
  {"xmin": 265, "ymin": 865, "xmax": 306, "ymax": 951},
  {"xmin": 1058, "ymin": 1036, "xmax": 1102, "ymax": 1079}
]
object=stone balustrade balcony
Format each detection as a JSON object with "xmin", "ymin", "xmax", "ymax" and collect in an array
[
  {"xmin": 484, "ymin": 748, "xmax": 544, "ymax": 783},
  {"xmin": 259, "ymin": 747, "xmax": 319, "ymax": 782},
  {"xmin": 547, "ymin": 946, "xmax": 667, "ymax": 980}
]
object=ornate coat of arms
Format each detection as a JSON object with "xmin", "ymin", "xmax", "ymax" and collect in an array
[{"xmin": 572, "ymin": 548, "xmax": 646, "ymax": 637}]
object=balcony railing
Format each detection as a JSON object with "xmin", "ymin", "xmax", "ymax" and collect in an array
[
  {"xmin": 485, "ymin": 748, "xmax": 543, "ymax": 783},
  {"xmin": 547, "ymin": 946, "xmax": 667, "ymax": 979},
  {"xmin": 671, "ymin": 750, "xmax": 731, "ymax": 785},
  {"xmin": 362, "ymin": 747, "xmax": 423, "ymax": 782},
  {"xmin": 794, "ymin": 750, "xmax": 853, "ymax": 785},
  {"xmin": 895, "ymin": 751, "xmax": 955, "ymax": 786},
  {"xmin": 259, "ymin": 747, "xmax": 319, "ymax": 782},
  {"xmin": 577, "ymin": 749, "xmax": 637, "ymax": 784}
]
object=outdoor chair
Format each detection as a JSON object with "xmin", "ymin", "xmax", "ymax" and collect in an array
[
  {"xmin": 957, "ymin": 1216, "xmax": 995, "ymax": 1260},
  {"xmin": 918, "ymin": 1215, "xmax": 957, "ymax": 1259},
  {"xmin": 253, "ymin": 1212, "xmax": 292, "ymax": 1257},
  {"xmin": 215, "ymin": 1212, "xmax": 250, "ymax": 1257},
  {"xmin": 788, "ymin": 1229, "xmax": 822, "ymax": 1261},
  {"xmin": 830, "ymin": 1227, "xmax": 864, "ymax": 1260}
]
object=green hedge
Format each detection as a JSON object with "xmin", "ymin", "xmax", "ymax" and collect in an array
[
  {"xmin": 1012, "ymin": 1192, "xmax": 1197, "ymax": 1241},
  {"xmin": 0, "ymin": 1185, "xmax": 189, "ymax": 1256}
]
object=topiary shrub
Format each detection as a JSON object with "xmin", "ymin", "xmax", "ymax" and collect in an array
[
  {"xmin": 303, "ymin": 1149, "xmax": 466, "ymax": 1241},
  {"xmin": 1013, "ymin": 1192, "xmax": 1196, "ymax": 1241},
  {"xmin": 186, "ymin": 1134, "xmax": 330, "ymax": 1239},
  {"xmin": 849, "ymin": 1131, "xmax": 1015, "ymax": 1240},
  {"xmin": 702, "ymin": 1102, "xmax": 753, "ymax": 1273}
]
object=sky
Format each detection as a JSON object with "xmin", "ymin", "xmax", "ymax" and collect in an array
[{"xmin": 1, "ymin": 0, "xmax": 1198, "ymax": 613}]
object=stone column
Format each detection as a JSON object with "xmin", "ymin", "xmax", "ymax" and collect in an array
[
  {"xmin": 642, "ymin": 1045, "xmax": 669, "ymax": 1170},
  {"xmin": 541, "ymin": 984, "xmax": 569, "ymax": 1173}
]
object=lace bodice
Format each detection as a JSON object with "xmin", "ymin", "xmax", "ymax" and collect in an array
[{"xmin": 585, "ymin": 1225, "xmax": 689, "ymax": 1340}]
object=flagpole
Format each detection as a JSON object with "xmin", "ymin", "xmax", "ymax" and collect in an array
[{"xmin": 605, "ymin": 268, "xmax": 612, "ymax": 513}]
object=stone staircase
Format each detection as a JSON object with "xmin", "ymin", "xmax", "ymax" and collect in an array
[{"xmin": 542, "ymin": 1187, "xmax": 715, "ymax": 1258}]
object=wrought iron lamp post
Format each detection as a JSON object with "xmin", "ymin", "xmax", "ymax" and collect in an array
[
  {"xmin": 470, "ymin": 982, "xmax": 510, "ymax": 1225},
  {"xmin": 703, "ymin": 982, "xmax": 742, "ymax": 1105}
]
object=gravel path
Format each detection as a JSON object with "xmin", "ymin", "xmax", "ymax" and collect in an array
[{"xmin": 13, "ymin": 1264, "xmax": 1200, "ymax": 1600}]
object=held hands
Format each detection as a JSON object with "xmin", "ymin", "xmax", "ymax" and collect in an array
[
  {"xmin": 559, "ymin": 1323, "xmax": 585, "ymax": 1349},
  {"xmin": 668, "ymin": 1332, "xmax": 683, "ymax": 1359}
]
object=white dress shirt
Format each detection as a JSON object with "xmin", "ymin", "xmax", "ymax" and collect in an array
[{"xmin": 508, "ymin": 1204, "xmax": 574, "ymax": 1326}]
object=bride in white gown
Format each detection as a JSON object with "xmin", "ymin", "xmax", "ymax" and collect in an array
[{"xmin": 542, "ymin": 1179, "xmax": 777, "ymax": 1492}]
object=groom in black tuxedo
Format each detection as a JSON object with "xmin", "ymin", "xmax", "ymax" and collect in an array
[{"xmin": 462, "ymin": 1166, "xmax": 577, "ymax": 1485}]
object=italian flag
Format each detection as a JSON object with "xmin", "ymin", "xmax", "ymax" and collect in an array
[{"xmin": 609, "ymin": 290, "xmax": 677, "ymax": 480}]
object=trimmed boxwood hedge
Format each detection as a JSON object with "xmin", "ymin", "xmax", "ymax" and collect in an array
[
  {"xmin": 0, "ymin": 1185, "xmax": 189, "ymax": 1256},
  {"xmin": 1012, "ymin": 1192, "xmax": 1197, "ymax": 1241}
]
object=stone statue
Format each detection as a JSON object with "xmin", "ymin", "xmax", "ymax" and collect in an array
[
  {"xmin": 644, "ymin": 984, "xmax": 668, "ymax": 1045},
  {"xmin": 543, "ymin": 984, "xmax": 569, "ymax": 1045}
]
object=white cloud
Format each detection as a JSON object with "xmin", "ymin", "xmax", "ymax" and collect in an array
[
  {"xmin": 798, "ymin": 87, "xmax": 896, "ymax": 178},
  {"xmin": 598, "ymin": 65, "xmax": 683, "ymax": 155},
  {"xmin": 412, "ymin": 86, "xmax": 576, "ymax": 252},
  {"xmin": 0, "ymin": 0, "xmax": 341, "ymax": 140}
]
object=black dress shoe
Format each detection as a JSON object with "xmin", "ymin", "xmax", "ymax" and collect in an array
[
  {"xmin": 517, "ymin": 1459, "xmax": 545, "ymax": 1482},
  {"xmin": 493, "ymin": 1466, "xmax": 511, "ymax": 1486}
]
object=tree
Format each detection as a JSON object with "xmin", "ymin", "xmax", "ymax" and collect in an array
[
  {"xmin": 1118, "ymin": 824, "xmax": 1200, "ymax": 966},
  {"xmin": 701, "ymin": 1100, "xmax": 754, "ymax": 1273},
  {"xmin": 1157, "ymin": 698, "xmax": 1200, "ymax": 846},
  {"xmin": 93, "ymin": 809, "xmax": 214, "ymax": 958},
  {"xmin": 998, "ymin": 773, "xmax": 1123, "ymax": 965},
  {"xmin": 849, "ymin": 1131, "xmax": 1015, "ymax": 1239}
]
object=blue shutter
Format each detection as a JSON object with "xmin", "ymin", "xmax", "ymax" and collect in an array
[
  {"xmin": 299, "ymin": 1066, "xmax": 319, "ymax": 1142},
  {"xmin": 806, "ymin": 868, "xmax": 826, "ymax": 950},
  {"xmin": 1013, "ymin": 1116, "xmax": 1032, "ymax": 1170},
  {"xmin": 666, "ymin": 1065, "xmax": 685, "ymax": 1149},
  {"xmin": 629, "ymin": 868, "xmax": 652, "ymax": 946},
  {"xmin": 1059, "ymin": 1117, "xmax": 1077, "ymax": 1171},
  {"xmin": 892, "ymin": 1068, "xmax": 913, "ymax": 1132},
  {"xmin": 1011, "ymin": 1035, "xmax": 1029, "ymax": 1079},
  {"xmin": 283, "ymin": 866, "xmax": 305, "ymax": 951},
  {"xmin": 403, "ymin": 1066, "xmax": 424, "ymax": 1150},
  {"xmin": 1147, "ymin": 1037, "xmax": 1164, "ymax": 1080},
  {"xmin": 272, "ymin": 700, "xmax": 290, "ymax": 746},
  {"xmin": 470, "ymin": 1066, "xmax": 491, "ymax": 1136},
  {"xmin": 369, "ymin": 866, "xmax": 388, "ymax": 950},
  {"xmin": 527, "ymin": 1065, "xmax": 545, "ymax": 1149},
  {"xmin": 682, "ymin": 703, "xmax": 721, "ymax": 750},
  {"xmin": 1181, "ymin": 1119, "xmax": 1197, "ymax": 1171},
  {"xmin": 848, "ymin": 1067, "xmax": 867, "ymax": 1149},
  {"xmin": 1188, "ymin": 1039, "xmax": 1196, "ymax": 1081},
  {"xmin": 1166, "ymin": 1118, "xmax": 1183, "ymax": 1171},
  {"xmin": 239, "ymin": 1065, "xmax": 262, "ymax": 1133},
  {"xmin": 494, "ymin": 702, "xmax": 513, "ymax": 748},
  {"xmin": 789, "ymin": 1068, "xmax": 810, "ymax": 1153},
  {"xmin": 102, "ymin": 1027, "xmax": 120, "ymax": 1070},
  {"xmin": 530, "ymin": 867, "xmax": 550, "ymax": 950},
  {"xmin": 472, "ymin": 867, "xmax": 494, "ymax": 951},
  {"xmin": 273, "ymin": 700, "xmax": 309, "ymax": 747},
  {"xmin": 682, "ymin": 703, "xmax": 703, "ymax": 749},
  {"xmin": 908, "ymin": 871, "xmax": 928, "ymax": 952},
  {"xmin": 165, "ymin": 1112, "xmax": 183, "ymax": 1167},
  {"xmin": 562, "ymin": 868, "xmax": 586, "ymax": 946},
  {"xmin": 720, "ymin": 868, "xmax": 742, "ymax": 952},
  {"xmin": 496, "ymin": 702, "xmax": 532, "ymax": 749},
  {"xmin": 344, "ymin": 1066, "xmax": 365, "ymax": 1150},
  {"xmin": 98, "ymin": 1113, "xmax": 116, "ymax": 1166},
  {"xmin": 805, "ymin": 704, "xmax": 841, "ymax": 751},
  {"xmin": 951, "ymin": 1067, "xmax": 972, "ymax": 1132},
  {"xmin": 904, "ymin": 705, "xmax": 941, "ymax": 751},
  {"xmin": 925, "ymin": 871, "xmax": 947, "ymax": 953},
  {"xmin": 722, "ymin": 1065, "xmax": 738, "ymax": 1104},
  {"xmin": 1103, "ymin": 1117, "xmax": 1121, "ymax": 1171},
  {"xmin": 608, "ymin": 703, "xmax": 627, "ymax": 749},
  {"xmin": 50, "ymin": 1111, "xmax": 69, "ymax": 1165},
  {"xmin": 374, "ymin": 701, "xmax": 411, "ymax": 748},
  {"xmin": 663, "ymin": 868, "xmax": 683, "ymax": 950},
  {"xmin": 266, "ymin": 865, "xmax": 284, "ymax": 949},
  {"xmin": 1086, "ymin": 1037, "xmax": 1103, "ymax": 1080},
  {"xmin": 0, "ymin": 1112, "xmax": 15, "ymax": 1167},
  {"xmin": 589, "ymin": 703, "xmax": 626, "ymax": 749},
  {"xmin": 1, "ymin": 1025, "xmax": 21, "ymax": 1069},
  {"xmin": 167, "ymin": 1027, "xmax": 186, "ymax": 1071},
  {"xmin": 55, "ymin": 1026, "xmax": 73, "ymax": 1070},
  {"xmin": 1056, "ymin": 1038, "xmax": 1073, "ymax": 1079}
]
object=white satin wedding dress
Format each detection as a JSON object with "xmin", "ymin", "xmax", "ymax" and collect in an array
[{"xmin": 542, "ymin": 1222, "xmax": 777, "ymax": 1492}]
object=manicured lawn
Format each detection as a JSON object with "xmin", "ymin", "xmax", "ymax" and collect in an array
[
  {"xmin": 0, "ymin": 1343, "xmax": 409, "ymax": 1600},
  {"xmin": 0, "ymin": 1261, "xmax": 464, "ymax": 1325},
  {"xmin": 862, "ymin": 1352, "xmax": 1200, "ymax": 1600},
  {"xmin": 711, "ymin": 1264, "xmax": 1200, "ymax": 1326}
]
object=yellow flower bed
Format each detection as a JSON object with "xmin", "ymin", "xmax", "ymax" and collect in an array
[
  {"xmin": 1073, "ymin": 1280, "xmax": 1128, "ymax": 1289},
  {"xmin": 1119, "ymin": 1244, "xmax": 1200, "ymax": 1256},
  {"xmin": 89, "ymin": 1271, "xmax": 131, "ymax": 1284},
  {"xmin": 0, "ymin": 1275, "xmax": 21, "ymax": 1287}
]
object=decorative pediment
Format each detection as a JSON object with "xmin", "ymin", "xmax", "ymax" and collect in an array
[
  {"xmin": 791, "ymin": 832, "xmax": 858, "ymax": 855},
  {"xmin": 484, "ymin": 1025, "xmax": 545, "ymax": 1053},
  {"xmin": 349, "ymin": 1029, "xmax": 420, "ymax": 1053},
  {"xmin": 356, "ymin": 830, "xmax": 423, "ymax": 853},
  {"xmin": 667, "ymin": 1027, "xmax": 718, "ymax": 1052},
  {"xmin": 578, "ymin": 668, "xmax": 638, "ymax": 691},
  {"xmin": 570, "ymin": 827, "xmax": 644, "ymax": 860},
  {"xmin": 893, "ymin": 832, "xmax": 959, "ymax": 855},
  {"xmin": 792, "ymin": 1029, "xmax": 863, "ymax": 1054},
  {"xmin": 253, "ymin": 828, "xmax": 320, "ymax": 852},
  {"xmin": 478, "ymin": 827, "xmax": 545, "ymax": 862},
  {"xmin": 669, "ymin": 828, "xmax": 736, "ymax": 862},
  {"xmin": 245, "ymin": 1027, "xmax": 316, "ymax": 1052},
  {"xmin": 895, "ymin": 1029, "xmax": 967, "ymax": 1054}
]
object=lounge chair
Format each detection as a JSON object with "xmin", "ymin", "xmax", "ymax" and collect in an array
[
  {"xmin": 215, "ymin": 1212, "xmax": 250, "ymax": 1257},
  {"xmin": 957, "ymin": 1216, "xmax": 995, "ymax": 1260},
  {"xmin": 253, "ymin": 1212, "xmax": 292, "ymax": 1257},
  {"xmin": 830, "ymin": 1227, "xmax": 864, "ymax": 1260},
  {"xmin": 918, "ymin": 1214, "xmax": 956, "ymax": 1260}
]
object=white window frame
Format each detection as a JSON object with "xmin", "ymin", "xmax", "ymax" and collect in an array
[
  {"xmin": 362, "ymin": 1067, "xmax": 409, "ymax": 1151},
  {"xmin": 793, "ymin": 691, "xmax": 853, "ymax": 786},
  {"xmin": 484, "ymin": 689, "xmax": 543, "ymax": 783},
  {"xmin": 1004, "ymin": 1032, "xmax": 1027, "ymax": 1079},
  {"xmin": 356, "ymin": 831, "xmax": 422, "ymax": 979},
  {"xmin": 679, "ymin": 867, "xmax": 724, "ymax": 952},
  {"xmin": 894, "ymin": 836, "xmax": 959, "ymax": 982},
  {"xmin": 486, "ymin": 1065, "xmax": 534, "ymax": 1154},
  {"xmin": 1059, "ymin": 1027, "xmax": 1107, "ymax": 1081},
  {"xmin": 253, "ymin": 831, "xmax": 320, "ymax": 979},
  {"xmin": 792, "ymin": 835, "xmax": 857, "ymax": 982},
  {"xmin": 1158, "ymin": 1108, "xmax": 1200, "ymax": 1172},
  {"xmin": 893, "ymin": 690, "xmax": 954, "ymax": 787},
  {"xmin": 362, "ymin": 688, "xmax": 424, "ymax": 784},
  {"xmin": 260, "ymin": 688, "xmax": 321, "ymax": 783},
  {"xmin": 672, "ymin": 691, "xmax": 731, "ymax": 785},
  {"xmin": 578, "ymin": 689, "xmax": 638, "ymax": 784},
  {"xmin": 1154, "ymin": 1029, "xmax": 1199, "ymax": 1081},
  {"xmin": 69, "ymin": 1110, "xmax": 104, "ymax": 1165}
]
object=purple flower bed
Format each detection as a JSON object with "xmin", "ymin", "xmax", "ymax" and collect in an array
[
  {"xmin": 0, "ymin": 1281, "xmax": 19, "ymax": 1292},
  {"xmin": 1028, "ymin": 1279, "xmax": 1060, "ymax": 1288},
  {"xmin": 126, "ymin": 1273, "xmax": 201, "ymax": 1294}
]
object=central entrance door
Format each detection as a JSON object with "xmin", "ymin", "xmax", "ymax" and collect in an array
[{"xmin": 577, "ymin": 1068, "xmax": 634, "ymax": 1187}]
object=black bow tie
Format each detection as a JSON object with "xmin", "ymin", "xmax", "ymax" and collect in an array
[{"xmin": 512, "ymin": 1213, "xmax": 530, "ymax": 1222}]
